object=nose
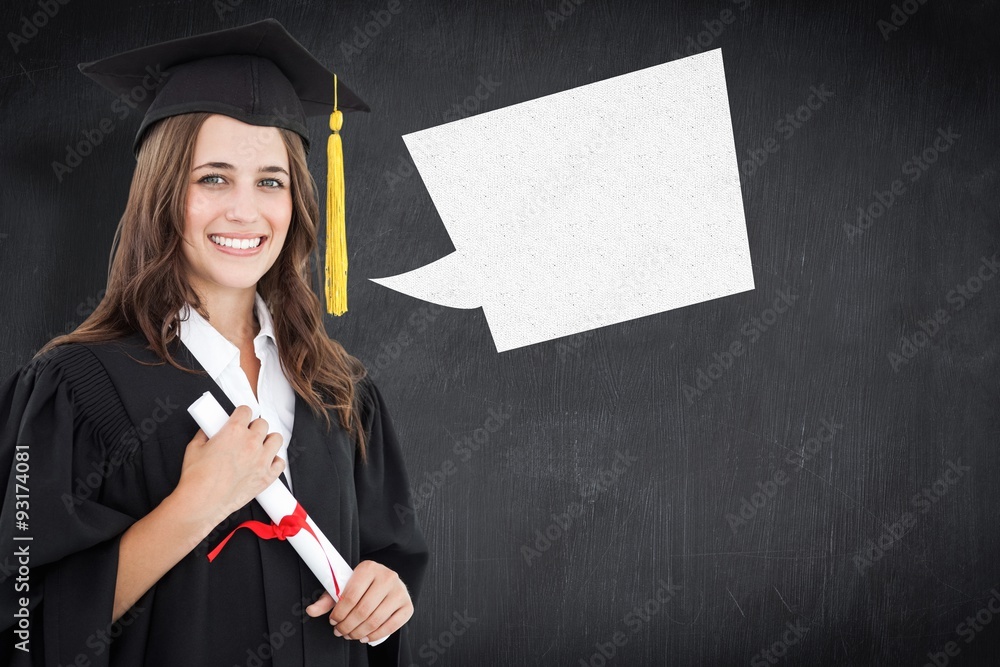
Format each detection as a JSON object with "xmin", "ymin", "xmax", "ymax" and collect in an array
[{"xmin": 225, "ymin": 179, "xmax": 261, "ymax": 224}]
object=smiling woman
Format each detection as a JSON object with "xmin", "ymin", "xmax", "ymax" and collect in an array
[
  {"xmin": 0, "ymin": 19, "xmax": 428, "ymax": 667},
  {"xmin": 183, "ymin": 115, "xmax": 293, "ymax": 302}
]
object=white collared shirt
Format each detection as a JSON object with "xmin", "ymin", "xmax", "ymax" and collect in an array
[{"xmin": 177, "ymin": 292, "xmax": 297, "ymax": 491}]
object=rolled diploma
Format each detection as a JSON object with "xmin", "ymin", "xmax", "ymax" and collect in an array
[{"xmin": 188, "ymin": 391, "xmax": 388, "ymax": 646}]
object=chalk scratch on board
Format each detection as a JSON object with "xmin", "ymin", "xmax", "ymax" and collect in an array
[
  {"xmin": 726, "ymin": 588, "xmax": 745, "ymax": 617},
  {"xmin": 773, "ymin": 585, "xmax": 793, "ymax": 614}
]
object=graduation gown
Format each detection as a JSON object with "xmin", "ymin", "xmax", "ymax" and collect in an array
[{"xmin": 0, "ymin": 331, "xmax": 429, "ymax": 666}]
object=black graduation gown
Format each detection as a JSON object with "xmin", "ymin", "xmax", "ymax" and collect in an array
[{"xmin": 0, "ymin": 331, "xmax": 429, "ymax": 666}]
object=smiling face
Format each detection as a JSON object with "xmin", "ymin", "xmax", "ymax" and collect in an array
[{"xmin": 181, "ymin": 113, "xmax": 293, "ymax": 303}]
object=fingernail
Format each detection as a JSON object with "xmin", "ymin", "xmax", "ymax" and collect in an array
[
  {"xmin": 360, "ymin": 636, "xmax": 369, "ymax": 644},
  {"xmin": 333, "ymin": 628, "xmax": 342, "ymax": 637}
]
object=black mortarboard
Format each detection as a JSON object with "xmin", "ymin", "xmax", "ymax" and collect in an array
[{"xmin": 77, "ymin": 18, "xmax": 369, "ymax": 316}]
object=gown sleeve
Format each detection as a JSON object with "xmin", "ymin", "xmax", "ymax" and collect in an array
[
  {"xmin": 353, "ymin": 376, "xmax": 430, "ymax": 667},
  {"xmin": 0, "ymin": 345, "xmax": 140, "ymax": 666}
]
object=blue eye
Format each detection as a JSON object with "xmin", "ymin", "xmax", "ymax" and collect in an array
[{"xmin": 195, "ymin": 173, "xmax": 285, "ymax": 188}]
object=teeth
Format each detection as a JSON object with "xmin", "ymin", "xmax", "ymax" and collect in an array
[{"xmin": 210, "ymin": 235, "xmax": 262, "ymax": 249}]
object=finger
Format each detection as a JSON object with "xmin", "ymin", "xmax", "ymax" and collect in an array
[
  {"xmin": 359, "ymin": 605, "xmax": 413, "ymax": 644},
  {"xmin": 190, "ymin": 428, "xmax": 209, "ymax": 446},
  {"xmin": 336, "ymin": 585, "xmax": 390, "ymax": 639},
  {"xmin": 248, "ymin": 415, "xmax": 270, "ymax": 436},
  {"xmin": 305, "ymin": 591, "xmax": 335, "ymax": 617},
  {"xmin": 269, "ymin": 456, "xmax": 286, "ymax": 479},
  {"xmin": 340, "ymin": 592, "xmax": 403, "ymax": 641},
  {"xmin": 262, "ymin": 432, "xmax": 284, "ymax": 457},
  {"xmin": 329, "ymin": 569, "xmax": 376, "ymax": 630},
  {"xmin": 229, "ymin": 404, "xmax": 255, "ymax": 428}
]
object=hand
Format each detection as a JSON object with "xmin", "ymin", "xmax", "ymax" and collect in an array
[
  {"xmin": 305, "ymin": 560, "xmax": 413, "ymax": 643},
  {"xmin": 176, "ymin": 405, "xmax": 285, "ymax": 525}
]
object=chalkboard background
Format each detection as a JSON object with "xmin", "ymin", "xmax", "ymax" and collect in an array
[{"xmin": 1, "ymin": 1, "xmax": 998, "ymax": 665}]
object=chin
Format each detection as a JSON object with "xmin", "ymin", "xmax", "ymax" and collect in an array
[{"xmin": 196, "ymin": 272, "xmax": 265, "ymax": 293}]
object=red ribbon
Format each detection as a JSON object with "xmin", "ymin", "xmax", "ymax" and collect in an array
[{"xmin": 207, "ymin": 502, "xmax": 341, "ymax": 597}]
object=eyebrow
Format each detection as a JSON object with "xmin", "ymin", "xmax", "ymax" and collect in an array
[{"xmin": 192, "ymin": 161, "xmax": 289, "ymax": 176}]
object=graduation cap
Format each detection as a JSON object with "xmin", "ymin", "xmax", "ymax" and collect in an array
[{"xmin": 77, "ymin": 18, "xmax": 370, "ymax": 316}]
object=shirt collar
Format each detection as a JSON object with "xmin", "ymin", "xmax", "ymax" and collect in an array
[
  {"xmin": 177, "ymin": 292, "xmax": 276, "ymax": 380},
  {"xmin": 253, "ymin": 292, "xmax": 277, "ymax": 345}
]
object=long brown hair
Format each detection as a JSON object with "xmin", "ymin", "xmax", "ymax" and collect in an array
[{"xmin": 37, "ymin": 112, "xmax": 371, "ymax": 461}]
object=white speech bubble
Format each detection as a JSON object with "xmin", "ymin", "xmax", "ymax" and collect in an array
[{"xmin": 370, "ymin": 48, "xmax": 754, "ymax": 353}]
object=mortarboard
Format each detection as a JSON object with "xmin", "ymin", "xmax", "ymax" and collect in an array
[{"xmin": 77, "ymin": 18, "xmax": 370, "ymax": 316}]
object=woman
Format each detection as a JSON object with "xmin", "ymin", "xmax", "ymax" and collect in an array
[{"xmin": 0, "ymin": 19, "xmax": 428, "ymax": 667}]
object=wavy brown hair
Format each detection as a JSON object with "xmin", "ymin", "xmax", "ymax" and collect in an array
[{"xmin": 36, "ymin": 112, "xmax": 371, "ymax": 461}]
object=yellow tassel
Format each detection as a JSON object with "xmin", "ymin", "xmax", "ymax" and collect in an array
[{"xmin": 325, "ymin": 74, "xmax": 347, "ymax": 316}]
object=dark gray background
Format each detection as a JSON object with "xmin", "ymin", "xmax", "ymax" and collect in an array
[{"xmin": 1, "ymin": 1, "xmax": 998, "ymax": 665}]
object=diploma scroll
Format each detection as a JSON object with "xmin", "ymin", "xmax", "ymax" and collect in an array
[{"xmin": 188, "ymin": 392, "xmax": 389, "ymax": 646}]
